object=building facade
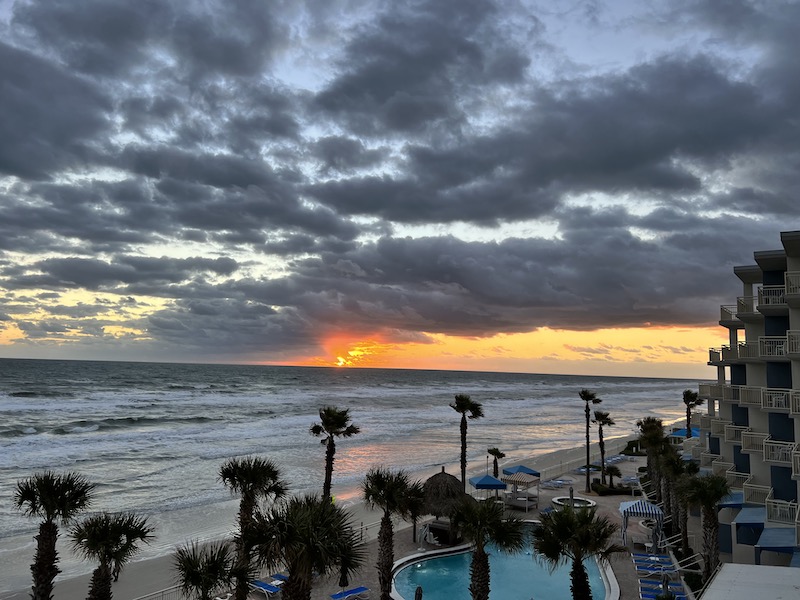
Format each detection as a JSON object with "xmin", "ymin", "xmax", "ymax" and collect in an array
[{"xmin": 695, "ymin": 230, "xmax": 800, "ymax": 566}]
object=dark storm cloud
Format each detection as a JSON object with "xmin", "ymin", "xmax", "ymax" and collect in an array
[{"xmin": 1, "ymin": 0, "xmax": 799, "ymax": 362}]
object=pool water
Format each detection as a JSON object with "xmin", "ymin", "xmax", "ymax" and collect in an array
[{"xmin": 393, "ymin": 540, "xmax": 606, "ymax": 600}]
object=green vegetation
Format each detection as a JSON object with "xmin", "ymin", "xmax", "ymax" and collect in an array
[
  {"xmin": 310, "ymin": 406, "xmax": 360, "ymax": 501},
  {"xmin": 451, "ymin": 394, "xmax": 484, "ymax": 491}
]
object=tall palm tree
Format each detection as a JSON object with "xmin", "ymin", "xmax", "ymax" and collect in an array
[
  {"xmin": 580, "ymin": 390, "xmax": 602, "ymax": 493},
  {"xmin": 487, "ymin": 448, "xmax": 505, "ymax": 478},
  {"xmin": 637, "ymin": 417, "xmax": 666, "ymax": 502},
  {"xmin": 450, "ymin": 394, "xmax": 484, "ymax": 491},
  {"xmin": 680, "ymin": 474, "xmax": 730, "ymax": 582},
  {"xmin": 362, "ymin": 467, "xmax": 419, "ymax": 600},
  {"xmin": 604, "ymin": 465, "xmax": 621, "ymax": 489},
  {"xmin": 173, "ymin": 541, "xmax": 235, "ymax": 600},
  {"xmin": 675, "ymin": 462, "xmax": 700, "ymax": 556},
  {"xmin": 247, "ymin": 494, "xmax": 364, "ymax": 600},
  {"xmin": 70, "ymin": 512, "xmax": 153, "ymax": 600},
  {"xmin": 219, "ymin": 457, "xmax": 287, "ymax": 600},
  {"xmin": 533, "ymin": 505, "xmax": 625, "ymax": 600},
  {"xmin": 310, "ymin": 406, "xmax": 360, "ymax": 501},
  {"xmin": 451, "ymin": 497, "xmax": 525, "ymax": 600},
  {"xmin": 682, "ymin": 389, "xmax": 704, "ymax": 438},
  {"xmin": 14, "ymin": 471, "xmax": 95, "ymax": 600},
  {"xmin": 591, "ymin": 410, "xmax": 614, "ymax": 485}
]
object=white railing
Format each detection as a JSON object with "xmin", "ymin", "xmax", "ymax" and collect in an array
[
  {"xmin": 766, "ymin": 488, "xmax": 798, "ymax": 525},
  {"xmin": 792, "ymin": 391, "xmax": 800, "ymax": 416},
  {"xmin": 721, "ymin": 345, "xmax": 738, "ymax": 361},
  {"xmin": 710, "ymin": 419, "xmax": 730, "ymax": 436},
  {"xmin": 726, "ymin": 471, "xmax": 751, "ymax": 489},
  {"xmin": 700, "ymin": 451, "xmax": 721, "ymax": 467},
  {"xmin": 793, "ymin": 450, "xmax": 800, "ymax": 480},
  {"xmin": 763, "ymin": 388, "xmax": 792, "ymax": 412},
  {"xmin": 709, "ymin": 348, "xmax": 721, "ymax": 363},
  {"xmin": 743, "ymin": 482, "xmax": 772, "ymax": 505},
  {"xmin": 738, "ymin": 341, "xmax": 760, "ymax": 359},
  {"xmin": 741, "ymin": 431, "xmax": 768, "ymax": 453},
  {"xmin": 760, "ymin": 336, "xmax": 788, "ymax": 359},
  {"xmin": 722, "ymin": 384, "xmax": 739, "ymax": 403},
  {"xmin": 759, "ymin": 285, "xmax": 786, "ymax": 306},
  {"xmin": 692, "ymin": 445, "xmax": 705, "ymax": 460},
  {"xmin": 738, "ymin": 386, "xmax": 763, "ymax": 406},
  {"xmin": 724, "ymin": 424, "xmax": 748, "ymax": 443},
  {"xmin": 763, "ymin": 439, "xmax": 796, "ymax": 464},
  {"xmin": 720, "ymin": 305, "xmax": 739, "ymax": 321},
  {"xmin": 699, "ymin": 414, "xmax": 712, "ymax": 429},
  {"xmin": 785, "ymin": 271, "xmax": 800, "ymax": 295},
  {"xmin": 787, "ymin": 330, "xmax": 800, "ymax": 355},
  {"xmin": 712, "ymin": 461, "xmax": 734, "ymax": 476},
  {"xmin": 132, "ymin": 586, "xmax": 185, "ymax": 600},
  {"xmin": 737, "ymin": 296, "xmax": 757, "ymax": 314}
]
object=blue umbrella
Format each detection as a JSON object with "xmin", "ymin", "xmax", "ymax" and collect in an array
[
  {"xmin": 469, "ymin": 474, "xmax": 507, "ymax": 489},
  {"xmin": 502, "ymin": 465, "xmax": 541, "ymax": 477}
]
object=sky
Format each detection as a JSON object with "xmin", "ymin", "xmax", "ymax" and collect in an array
[{"xmin": 0, "ymin": 0, "xmax": 798, "ymax": 379}]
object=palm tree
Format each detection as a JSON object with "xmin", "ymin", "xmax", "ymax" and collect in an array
[
  {"xmin": 533, "ymin": 505, "xmax": 625, "ymax": 600},
  {"xmin": 580, "ymin": 390, "xmax": 602, "ymax": 493},
  {"xmin": 363, "ymin": 467, "xmax": 419, "ymax": 600},
  {"xmin": 310, "ymin": 406, "xmax": 360, "ymax": 501},
  {"xmin": 219, "ymin": 457, "xmax": 287, "ymax": 600},
  {"xmin": 487, "ymin": 448, "xmax": 505, "ymax": 478},
  {"xmin": 591, "ymin": 410, "xmax": 614, "ymax": 485},
  {"xmin": 680, "ymin": 474, "xmax": 730, "ymax": 582},
  {"xmin": 247, "ymin": 494, "xmax": 364, "ymax": 600},
  {"xmin": 14, "ymin": 471, "xmax": 95, "ymax": 600},
  {"xmin": 604, "ymin": 465, "xmax": 621, "ymax": 489},
  {"xmin": 406, "ymin": 480, "xmax": 427, "ymax": 544},
  {"xmin": 70, "ymin": 512, "xmax": 153, "ymax": 600},
  {"xmin": 682, "ymin": 389, "xmax": 704, "ymax": 438},
  {"xmin": 174, "ymin": 541, "xmax": 235, "ymax": 600},
  {"xmin": 450, "ymin": 394, "xmax": 484, "ymax": 491},
  {"xmin": 675, "ymin": 462, "xmax": 700, "ymax": 556},
  {"xmin": 451, "ymin": 497, "xmax": 525, "ymax": 600},
  {"xmin": 637, "ymin": 417, "xmax": 666, "ymax": 502}
]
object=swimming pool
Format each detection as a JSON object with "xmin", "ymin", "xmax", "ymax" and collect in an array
[{"xmin": 393, "ymin": 539, "xmax": 606, "ymax": 600}]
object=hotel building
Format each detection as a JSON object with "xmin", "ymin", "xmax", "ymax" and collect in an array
[{"xmin": 695, "ymin": 230, "xmax": 800, "ymax": 566}]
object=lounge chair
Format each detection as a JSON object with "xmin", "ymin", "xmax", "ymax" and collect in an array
[
  {"xmin": 631, "ymin": 553, "xmax": 671, "ymax": 562},
  {"xmin": 270, "ymin": 574, "xmax": 288, "ymax": 583},
  {"xmin": 330, "ymin": 586, "xmax": 369, "ymax": 600},
  {"xmin": 639, "ymin": 591, "xmax": 686, "ymax": 600},
  {"xmin": 249, "ymin": 580, "xmax": 281, "ymax": 597}
]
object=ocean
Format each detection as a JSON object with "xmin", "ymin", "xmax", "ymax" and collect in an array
[{"xmin": 0, "ymin": 358, "xmax": 694, "ymax": 591}]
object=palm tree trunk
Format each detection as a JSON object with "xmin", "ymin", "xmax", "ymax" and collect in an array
[
  {"xmin": 686, "ymin": 407, "xmax": 693, "ymax": 438},
  {"xmin": 31, "ymin": 520, "xmax": 60, "ymax": 600},
  {"xmin": 233, "ymin": 495, "xmax": 256, "ymax": 600},
  {"xmin": 378, "ymin": 513, "xmax": 394, "ymax": 600},
  {"xmin": 468, "ymin": 545, "xmax": 490, "ymax": 600},
  {"xmin": 584, "ymin": 403, "xmax": 591, "ymax": 493},
  {"xmin": 598, "ymin": 426, "xmax": 606, "ymax": 485},
  {"xmin": 569, "ymin": 558, "xmax": 592, "ymax": 600},
  {"xmin": 679, "ymin": 501, "xmax": 690, "ymax": 556},
  {"xmin": 669, "ymin": 486, "xmax": 680, "ymax": 537},
  {"xmin": 87, "ymin": 563, "xmax": 113, "ymax": 600},
  {"xmin": 460, "ymin": 414, "xmax": 468, "ymax": 491},
  {"xmin": 661, "ymin": 476, "xmax": 672, "ymax": 532},
  {"xmin": 283, "ymin": 563, "xmax": 312, "ymax": 600},
  {"xmin": 701, "ymin": 506, "xmax": 720, "ymax": 582},
  {"xmin": 323, "ymin": 436, "xmax": 336, "ymax": 500}
]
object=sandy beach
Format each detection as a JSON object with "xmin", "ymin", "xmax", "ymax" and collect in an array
[{"xmin": 2, "ymin": 433, "xmax": 671, "ymax": 600}]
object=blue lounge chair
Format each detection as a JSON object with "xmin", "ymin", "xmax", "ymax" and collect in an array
[
  {"xmin": 632, "ymin": 553, "xmax": 671, "ymax": 562},
  {"xmin": 271, "ymin": 574, "xmax": 288, "ymax": 582},
  {"xmin": 330, "ymin": 586, "xmax": 369, "ymax": 600},
  {"xmin": 249, "ymin": 580, "xmax": 281, "ymax": 597}
]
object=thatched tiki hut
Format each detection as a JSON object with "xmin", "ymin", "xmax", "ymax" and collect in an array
[{"xmin": 423, "ymin": 467, "xmax": 465, "ymax": 545}]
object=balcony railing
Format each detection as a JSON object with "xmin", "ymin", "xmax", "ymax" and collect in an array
[
  {"xmin": 743, "ymin": 482, "xmax": 772, "ymax": 505},
  {"xmin": 760, "ymin": 336, "xmax": 789, "ymax": 359},
  {"xmin": 712, "ymin": 461, "xmax": 734, "ymax": 476},
  {"xmin": 741, "ymin": 431, "xmax": 768, "ymax": 453},
  {"xmin": 708, "ymin": 348, "xmax": 721, "ymax": 363},
  {"xmin": 758, "ymin": 285, "xmax": 786, "ymax": 306},
  {"xmin": 724, "ymin": 424, "xmax": 749, "ymax": 443},
  {"xmin": 710, "ymin": 419, "xmax": 730, "ymax": 436},
  {"xmin": 691, "ymin": 445, "xmax": 705, "ymax": 460},
  {"xmin": 766, "ymin": 497, "xmax": 798, "ymax": 525},
  {"xmin": 763, "ymin": 439, "xmax": 796, "ymax": 464},
  {"xmin": 788, "ymin": 330, "xmax": 800, "ymax": 355},
  {"xmin": 700, "ymin": 451, "xmax": 721, "ymax": 467},
  {"xmin": 720, "ymin": 304, "xmax": 740, "ymax": 323},
  {"xmin": 726, "ymin": 471, "xmax": 751, "ymax": 490},
  {"xmin": 722, "ymin": 384, "xmax": 739, "ymax": 403},
  {"xmin": 737, "ymin": 341, "xmax": 760, "ymax": 360},
  {"xmin": 785, "ymin": 271, "xmax": 800, "ymax": 295},
  {"xmin": 737, "ymin": 296, "xmax": 757, "ymax": 314},
  {"xmin": 793, "ymin": 450, "xmax": 800, "ymax": 480},
  {"xmin": 738, "ymin": 385, "xmax": 763, "ymax": 407},
  {"xmin": 763, "ymin": 388, "xmax": 792, "ymax": 412},
  {"xmin": 792, "ymin": 391, "xmax": 800, "ymax": 416},
  {"xmin": 721, "ymin": 345, "xmax": 739, "ymax": 361}
]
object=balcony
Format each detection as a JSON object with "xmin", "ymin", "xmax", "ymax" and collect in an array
[
  {"xmin": 699, "ymin": 414, "xmax": 712, "ymax": 430},
  {"xmin": 722, "ymin": 384, "xmax": 739, "ymax": 403},
  {"xmin": 736, "ymin": 296, "xmax": 761, "ymax": 321},
  {"xmin": 743, "ymin": 482, "xmax": 772, "ymax": 504},
  {"xmin": 757, "ymin": 285, "xmax": 788, "ymax": 315},
  {"xmin": 760, "ymin": 336, "xmax": 789, "ymax": 361},
  {"xmin": 785, "ymin": 271, "xmax": 800, "ymax": 308},
  {"xmin": 700, "ymin": 451, "xmax": 721, "ymax": 467},
  {"xmin": 691, "ymin": 445, "xmax": 706, "ymax": 460},
  {"xmin": 710, "ymin": 419, "xmax": 730, "ymax": 436},
  {"xmin": 763, "ymin": 438, "xmax": 796, "ymax": 465},
  {"xmin": 788, "ymin": 330, "xmax": 800, "ymax": 357},
  {"xmin": 721, "ymin": 345, "xmax": 740, "ymax": 361},
  {"xmin": 792, "ymin": 390, "xmax": 800, "ymax": 416},
  {"xmin": 741, "ymin": 431, "xmax": 768, "ymax": 454},
  {"xmin": 724, "ymin": 424, "xmax": 749, "ymax": 443},
  {"xmin": 793, "ymin": 449, "xmax": 800, "ymax": 480},
  {"xmin": 737, "ymin": 341, "xmax": 761, "ymax": 361},
  {"xmin": 708, "ymin": 348, "xmax": 721, "ymax": 365},
  {"xmin": 766, "ymin": 497, "xmax": 798, "ymax": 525},
  {"xmin": 726, "ymin": 471, "xmax": 751, "ymax": 490},
  {"xmin": 738, "ymin": 385, "xmax": 763, "ymax": 407},
  {"xmin": 712, "ymin": 461, "xmax": 734, "ymax": 476},
  {"xmin": 762, "ymin": 388, "xmax": 792, "ymax": 412},
  {"xmin": 720, "ymin": 304, "xmax": 743, "ymax": 328}
]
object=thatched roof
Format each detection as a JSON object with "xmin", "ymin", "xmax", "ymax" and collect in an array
[{"xmin": 424, "ymin": 467, "xmax": 465, "ymax": 519}]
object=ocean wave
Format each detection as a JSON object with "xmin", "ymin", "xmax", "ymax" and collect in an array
[
  {"xmin": 8, "ymin": 390, "xmax": 75, "ymax": 398},
  {"xmin": 1, "ymin": 415, "xmax": 216, "ymax": 438}
]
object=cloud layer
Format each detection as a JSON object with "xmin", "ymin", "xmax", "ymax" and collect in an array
[{"xmin": 1, "ymin": 0, "xmax": 798, "ymax": 365}]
